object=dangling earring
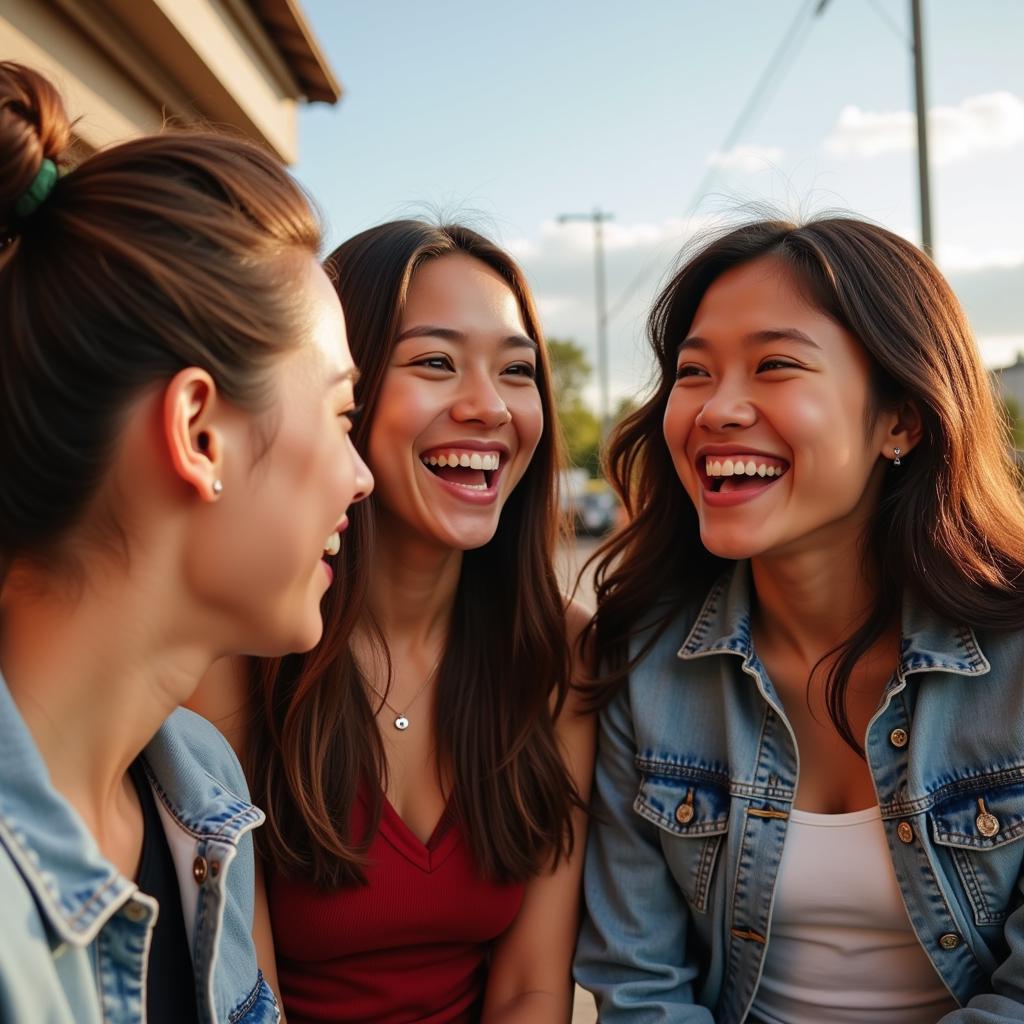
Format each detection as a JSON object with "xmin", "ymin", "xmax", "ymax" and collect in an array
[
  {"xmin": 212, "ymin": 479, "xmax": 224, "ymax": 495},
  {"xmin": 892, "ymin": 447, "xmax": 902, "ymax": 466}
]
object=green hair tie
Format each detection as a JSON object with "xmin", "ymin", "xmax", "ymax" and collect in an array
[{"xmin": 13, "ymin": 158, "xmax": 58, "ymax": 220}]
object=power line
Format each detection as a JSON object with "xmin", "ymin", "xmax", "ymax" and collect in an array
[{"xmin": 606, "ymin": 0, "xmax": 825, "ymax": 326}]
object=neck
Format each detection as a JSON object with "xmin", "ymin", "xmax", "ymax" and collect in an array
[
  {"xmin": 0, "ymin": 556, "xmax": 216, "ymax": 835},
  {"xmin": 365, "ymin": 513, "xmax": 462, "ymax": 652},
  {"xmin": 750, "ymin": 527, "xmax": 881, "ymax": 667}
]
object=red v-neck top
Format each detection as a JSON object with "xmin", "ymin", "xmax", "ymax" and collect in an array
[{"xmin": 268, "ymin": 785, "xmax": 526, "ymax": 1024}]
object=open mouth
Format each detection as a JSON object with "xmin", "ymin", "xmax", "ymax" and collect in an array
[
  {"xmin": 700, "ymin": 454, "xmax": 790, "ymax": 495},
  {"xmin": 420, "ymin": 449, "xmax": 502, "ymax": 492}
]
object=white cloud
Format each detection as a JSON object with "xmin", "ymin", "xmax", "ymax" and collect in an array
[
  {"xmin": 706, "ymin": 144, "xmax": 785, "ymax": 172},
  {"xmin": 824, "ymin": 91, "xmax": 1024, "ymax": 165},
  {"xmin": 535, "ymin": 214, "xmax": 717, "ymax": 255},
  {"xmin": 938, "ymin": 243, "xmax": 1024, "ymax": 274}
]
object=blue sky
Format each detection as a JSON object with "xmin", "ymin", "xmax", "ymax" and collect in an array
[{"xmin": 294, "ymin": 0, "xmax": 1024, "ymax": 404}]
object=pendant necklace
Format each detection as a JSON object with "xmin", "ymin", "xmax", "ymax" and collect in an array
[{"xmin": 365, "ymin": 655, "xmax": 442, "ymax": 731}]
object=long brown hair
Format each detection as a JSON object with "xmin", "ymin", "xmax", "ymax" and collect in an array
[
  {"xmin": 249, "ymin": 220, "xmax": 579, "ymax": 886},
  {"xmin": 587, "ymin": 216, "xmax": 1024, "ymax": 752},
  {"xmin": 0, "ymin": 62, "xmax": 319, "ymax": 577}
]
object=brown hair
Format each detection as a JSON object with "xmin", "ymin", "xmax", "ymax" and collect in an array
[
  {"xmin": 587, "ymin": 216, "xmax": 1024, "ymax": 752},
  {"xmin": 0, "ymin": 62, "xmax": 319, "ymax": 575},
  {"xmin": 249, "ymin": 220, "xmax": 580, "ymax": 886}
]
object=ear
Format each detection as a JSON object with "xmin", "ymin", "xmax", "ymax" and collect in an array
[
  {"xmin": 881, "ymin": 396, "xmax": 924, "ymax": 461},
  {"xmin": 163, "ymin": 368, "xmax": 224, "ymax": 501}
]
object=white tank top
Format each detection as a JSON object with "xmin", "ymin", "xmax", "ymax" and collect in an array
[{"xmin": 750, "ymin": 805, "xmax": 959, "ymax": 1023}]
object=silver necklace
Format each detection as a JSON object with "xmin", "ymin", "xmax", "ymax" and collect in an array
[{"xmin": 364, "ymin": 655, "xmax": 442, "ymax": 731}]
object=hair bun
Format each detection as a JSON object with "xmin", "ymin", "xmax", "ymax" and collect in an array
[{"xmin": 0, "ymin": 62, "xmax": 71, "ymax": 237}]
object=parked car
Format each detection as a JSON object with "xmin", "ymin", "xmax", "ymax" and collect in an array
[{"xmin": 574, "ymin": 488, "xmax": 619, "ymax": 536}]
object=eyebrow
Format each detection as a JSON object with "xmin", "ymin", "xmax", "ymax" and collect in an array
[
  {"xmin": 329, "ymin": 366, "xmax": 361, "ymax": 386},
  {"xmin": 396, "ymin": 324, "xmax": 538, "ymax": 351},
  {"xmin": 677, "ymin": 328, "xmax": 821, "ymax": 354}
]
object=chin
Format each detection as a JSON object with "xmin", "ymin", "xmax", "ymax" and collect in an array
[{"xmin": 698, "ymin": 528, "xmax": 763, "ymax": 562}]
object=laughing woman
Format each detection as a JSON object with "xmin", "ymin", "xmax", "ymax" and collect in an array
[
  {"xmin": 196, "ymin": 221, "xmax": 593, "ymax": 1023},
  {"xmin": 0, "ymin": 63, "xmax": 372, "ymax": 1023},
  {"xmin": 574, "ymin": 217, "xmax": 1024, "ymax": 1022}
]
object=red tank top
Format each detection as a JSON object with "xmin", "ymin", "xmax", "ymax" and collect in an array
[{"xmin": 268, "ymin": 785, "xmax": 525, "ymax": 1024}]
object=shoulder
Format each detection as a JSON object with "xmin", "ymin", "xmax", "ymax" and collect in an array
[{"xmin": 153, "ymin": 706, "xmax": 250, "ymax": 800}]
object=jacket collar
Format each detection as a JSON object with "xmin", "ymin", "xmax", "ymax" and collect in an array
[
  {"xmin": 0, "ymin": 674, "xmax": 258, "ymax": 947},
  {"xmin": 678, "ymin": 563, "xmax": 990, "ymax": 680}
]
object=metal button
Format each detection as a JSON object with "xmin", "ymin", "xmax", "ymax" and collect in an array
[
  {"xmin": 123, "ymin": 900, "xmax": 147, "ymax": 923},
  {"xmin": 897, "ymin": 821, "xmax": 914, "ymax": 844},
  {"xmin": 192, "ymin": 856, "xmax": 208, "ymax": 884},
  {"xmin": 976, "ymin": 798, "xmax": 999, "ymax": 838},
  {"xmin": 675, "ymin": 801, "xmax": 695, "ymax": 825},
  {"xmin": 939, "ymin": 933, "xmax": 961, "ymax": 950},
  {"xmin": 889, "ymin": 727, "xmax": 909, "ymax": 748}
]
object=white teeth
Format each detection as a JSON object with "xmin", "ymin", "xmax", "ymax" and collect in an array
[
  {"xmin": 703, "ymin": 456, "xmax": 787, "ymax": 480},
  {"xmin": 421, "ymin": 452, "xmax": 501, "ymax": 470},
  {"xmin": 323, "ymin": 532, "xmax": 340, "ymax": 557}
]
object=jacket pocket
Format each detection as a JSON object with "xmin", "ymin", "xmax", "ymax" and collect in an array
[
  {"xmin": 633, "ymin": 758, "xmax": 730, "ymax": 913},
  {"xmin": 930, "ymin": 774, "xmax": 1024, "ymax": 927}
]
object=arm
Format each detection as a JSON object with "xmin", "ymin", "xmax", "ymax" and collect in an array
[
  {"xmin": 253, "ymin": 857, "xmax": 286, "ymax": 1020},
  {"xmin": 481, "ymin": 601, "xmax": 597, "ymax": 1024},
  {"xmin": 573, "ymin": 682, "xmax": 714, "ymax": 1024},
  {"xmin": 939, "ymin": 888, "xmax": 1024, "ymax": 1023},
  {"xmin": 186, "ymin": 657, "xmax": 286, "ymax": 1016}
]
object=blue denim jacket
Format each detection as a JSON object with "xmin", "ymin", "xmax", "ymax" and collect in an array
[
  {"xmin": 0, "ymin": 675, "xmax": 278, "ymax": 1024},
  {"xmin": 575, "ymin": 565, "xmax": 1024, "ymax": 1023}
]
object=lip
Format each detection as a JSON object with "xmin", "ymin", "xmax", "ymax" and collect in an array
[
  {"xmin": 419, "ymin": 439, "xmax": 511, "ymax": 458},
  {"xmin": 694, "ymin": 443, "xmax": 789, "ymax": 462},
  {"xmin": 335, "ymin": 515, "xmax": 350, "ymax": 534}
]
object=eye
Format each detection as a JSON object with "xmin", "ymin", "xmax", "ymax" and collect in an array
[
  {"xmin": 757, "ymin": 358, "xmax": 801, "ymax": 373},
  {"xmin": 338, "ymin": 404, "xmax": 362, "ymax": 429},
  {"xmin": 502, "ymin": 361, "xmax": 537, "ymax": 380},
  {"xmin": 675, "ymin": 363, "xmax": 710, "ymax": 381},
  {"xmin": 414, "ymin": 355, "xmax": 455, "ymax": 372}
]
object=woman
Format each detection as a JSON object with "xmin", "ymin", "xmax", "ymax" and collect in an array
[
  {"xmin": 201, "ymin": 220, "xmax": 594, "ymax": 1023},
  {"xmin": 574, "ymin": 217, "xmax": 1024, "ymax": 1022},
  {"xmin": 0, "ymin": 63, "xmax": 372, "ymax": 1024}
]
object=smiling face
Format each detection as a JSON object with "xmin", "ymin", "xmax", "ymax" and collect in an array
[
  {"xmin": 366, "ymin": 252, "xmax": 544, "ymax": 551},
  {"xmin": 663, "ymin": 255, "xmax": 905, "ymax": 562},
  {"xmin": 187, "ymin": 256, "xmax": 373, "ymax": 654}
]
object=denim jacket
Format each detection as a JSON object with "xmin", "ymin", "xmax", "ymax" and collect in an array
[
  {"xmin": 575, "ymin": 565, "xmax": 1024, "ymax": 1023},
  {"xmin": 0, "ymin": 674, "xmax": 278, "ymax": 1024}
]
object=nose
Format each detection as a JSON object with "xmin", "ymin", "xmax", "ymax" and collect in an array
[
  {"xmin": 694, "ymin": 378, "xmax": 756, "ymax": 432},
  {"xmin": 449, "ymin": 368, "xmax": 511, "ymax": 428},
  {"xmin": 349, "ymin": 442, "xmax": 374, "ymax": 503}
]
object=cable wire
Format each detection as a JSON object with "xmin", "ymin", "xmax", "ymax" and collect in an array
[{"xmin": 606, "ymin": 0, "xmax": 825, "ymax": 325}]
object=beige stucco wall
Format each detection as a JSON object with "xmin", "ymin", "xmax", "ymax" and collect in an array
[{"xmin": 1, "ymin": 0, "xmax": 303, "ymax": 162}]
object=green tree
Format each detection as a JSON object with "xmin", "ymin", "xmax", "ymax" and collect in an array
[{"xmin": 547, "ymin": 337, "xmax": 601, "ymax": 476}]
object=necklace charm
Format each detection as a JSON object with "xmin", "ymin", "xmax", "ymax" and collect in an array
[{"xmin": 394, "ymin": 715, "xmax": 410, "ymax": 731}]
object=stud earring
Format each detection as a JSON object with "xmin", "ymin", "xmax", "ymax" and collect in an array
[
  {"xmin": 212, "ymin": 479, "xmax": 224, "ymax": 495},
  {"xmin": 892, "ymin": 447, "xmax": 902, "ymax": 466}
]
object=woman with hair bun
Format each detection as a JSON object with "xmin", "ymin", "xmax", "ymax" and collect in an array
[
  {"xmin": 0, "ymin": 62, "xmax": 372, "ymax": 1023},
  {"xmin": 575, "ymin": 217, "xmax": 1024, "ymax": 1022}
]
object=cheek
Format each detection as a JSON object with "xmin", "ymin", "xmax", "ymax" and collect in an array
[
  {"xmin": 513, "ymin": 391, "xmax": 545, "ymax": 458},
  {"xmin": 663, "ymin": 391, "xmax": 695, "ymax": 462}
]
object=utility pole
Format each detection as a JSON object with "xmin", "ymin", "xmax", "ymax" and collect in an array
[
  {"xmin": 557, "ymin": 208, "xmax": 614, "ymax": 437},
  {"xmin": 911, "ymin": 0, "xmax": 933, "ymax": 255}
]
